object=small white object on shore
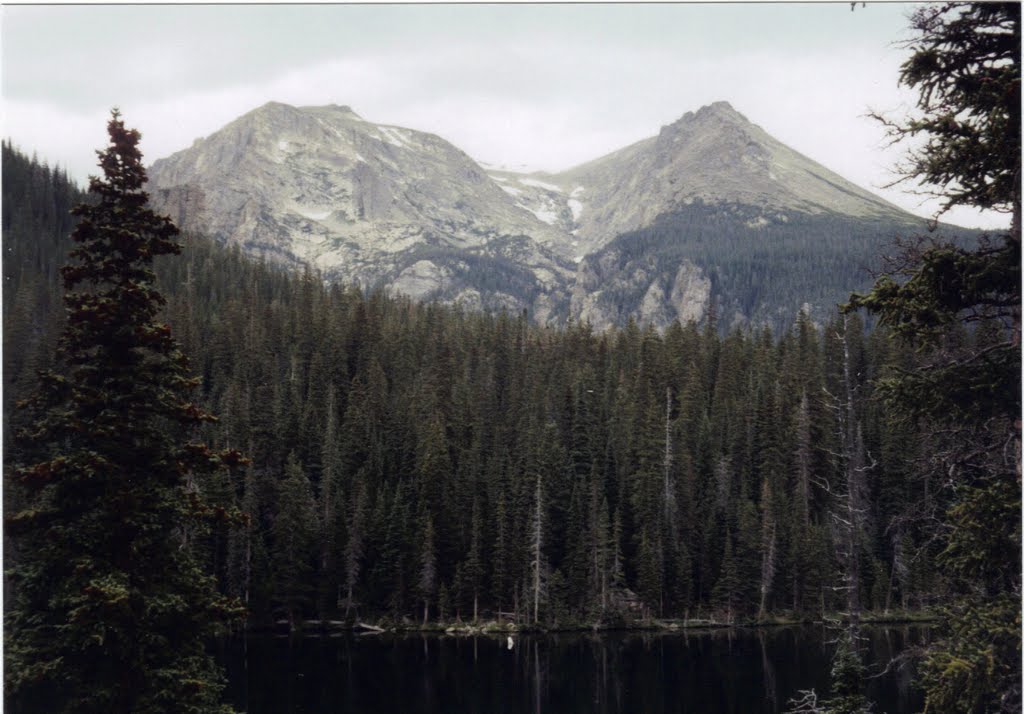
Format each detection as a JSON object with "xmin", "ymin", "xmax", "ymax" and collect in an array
[{"xmin": 507, "ymin": 636, "xmax": 514, "ymax": 650}]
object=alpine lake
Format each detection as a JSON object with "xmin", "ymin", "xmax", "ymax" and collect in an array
[{"xmin": 220, "ymin": 623, "xmax": 930, "ymax": 713}]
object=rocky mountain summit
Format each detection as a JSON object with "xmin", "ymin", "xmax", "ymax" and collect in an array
[
  {"xmin": 149, "ymin": 101, "xmax": 934, "ymax": 331},
  {"xmin": 150, "ymin": 102, "xmax": 573, "ymax": 322},
  {"xmin": 552, "ymin": 102, "xmax": 908, "ymax": 251}
]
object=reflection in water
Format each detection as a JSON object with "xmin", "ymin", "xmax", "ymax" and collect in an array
[
  {"xmin": 221, "ymin": 625, "xmax": 930, "ymax": 714},
  {"xmin": 760, "ymin": 631, "xmax": 777, "ymax": 711},
  {"xmin": 533, "ymin": 639, "xmax": 541, "ymax": 714}
]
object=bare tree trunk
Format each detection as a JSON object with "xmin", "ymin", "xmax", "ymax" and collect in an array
[
  {"xmin": 884, "ymin": 558, "xmax": 896, "ymax": 615},
  {"xmin": 824, "ymin": 315, "xmax": 872, "ymax": 626},
  {"xmin": 759, "ymin": 631, "xmax": 777, "ymax": 710},
  {"xmin": 532, "ymin": 474, "xmax": 543, "ymax": 625},
  {"xmin": 533, "ymin": 639, "xmax": 542, "ymax": 714},
  {"xmin": 244, "ymin": 521, "xmax": 251, "ymax": 607},
  {"xmin": 601, "ymin": 569, "xmax": 608, "ymax": 613},
  {"xmin": 663, "ymin": 387, "xmax": 674, "ymax": 523},
  {"xmin": 758, "ymin": 519, "xmax": 776, "ymax": 620}
]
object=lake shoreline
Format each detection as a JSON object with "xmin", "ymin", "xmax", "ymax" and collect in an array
[
  {"xmin": 222, "ymin": 619, "xmax": 932, "ymax": 713},
  {"xmin": 247, "ymin": 610, "xmax": 940, "ymax": 636}
]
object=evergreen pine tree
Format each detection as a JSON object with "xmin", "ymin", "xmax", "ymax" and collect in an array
[
  {"xmin": 821, "ymin": 629, "xmax": 873, "ymax": 714},
  {"xmin": 713, "ymin": 531, "xmax": 742, "ymax": 623},
  {"xmin": 417, "ymin": 514, "xmax": 438, "ymax": 624},
  {"xmin": 317, "ymin": 385, "xmax": 346, "ymax": 616},
  {"xmin": 270, "ymin": 453, "xmax": 319, "ymax": 628},
  {"xmin": 342, "ymin": 479, "xmax": 369, "ymax": 617},
  {"xmin": 5, "ymin": 111, "xmax": 245, "ymax": 713},
  {"xmin": 463, "ymin": 497, "xmax": 484, "ymax": 622},
  {"xmin": 635, "ymin": 527, "xmax": 663, "ymax": 619},
  {"xmin": 850, "ymin": 5, "xmax": 1020, "ymax": 709}
]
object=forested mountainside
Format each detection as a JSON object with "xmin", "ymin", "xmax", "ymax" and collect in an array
[
  {"xmin": 2, "ymin": 143, "xmax": 83, "ymax": 423},
  {"xmin": 4, "ymin": 142, "xmax": 964, "ymax": 626},
  {"xmin": 570, "ymin": 201, "xmax": 916, "ymax": 329}
]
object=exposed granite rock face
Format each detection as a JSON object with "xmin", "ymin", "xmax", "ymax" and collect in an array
[
  {"xmin": 392, "ymin": 260, "xmax": 450, "ymax": 301},
  {"xmin": 150, "ymin": 102, "xmax": 574, "ymax": 323},
  {"xmin": 669, "ymin": 261, "xmax": 712, "ymax": 326},
  {"xmin": 149, "ymin": 100, "xmax": 931, "ymax": 332},
  {"xmin": 568, "ymin": 251, "xmax": 712, "ymax": 332}
]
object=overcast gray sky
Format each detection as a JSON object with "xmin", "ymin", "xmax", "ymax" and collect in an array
[{"xmin": 1, "ymin": 2, "xmax": 1008, "ymax": 230}]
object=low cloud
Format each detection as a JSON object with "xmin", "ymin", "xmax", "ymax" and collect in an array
[{"xmin": 2, "ymin": 8, "xmax": 1007, "ymax": 231}]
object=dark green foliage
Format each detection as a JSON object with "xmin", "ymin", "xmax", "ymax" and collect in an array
[
  {"xmin": 271, "ymin": 453, "xmax": 319, "ymax": 625},
  {"xmin": 634, "ymin": 527, "xmax": 662, "ymax": 617},
  {"xmin": 876, "ymin": 2, "xmax": 1020, "ymax": 217},
  {"xmin": 847, "ymin": 235, "xmax": 1019, "ymax": 422},
  {"xmin": 417, "ymin": 513, "xmax": 438, "ymax": 623},
  {"xmin": 919, "ymin": 593, "xmax": 1021, "ymax": 713},
  {"xmin": 2, "ymin": 141, "xmax": 83, "ymax": 438},
  {"xmin": 584, "ymin": 201, "xmax": 972, "ymax": 334},
  {"xmin": 822, "ymin": 630, "xmax": 873, "ymax": 714},
  {"xmin": 848, "ymin": 4, "xmax": 1021, "ymax": 711},
  {"xmin": 711, "ymin": 532, "xmax": 742, "ymax": 621},
  {"xmin": 3, "ymin": 140, "xmax": 978, "ymax": 631},
  {"xmin": 5, "ymin": 114, "xmax": 244, "ymax": 713}
]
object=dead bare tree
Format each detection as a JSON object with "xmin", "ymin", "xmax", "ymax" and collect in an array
[
  {"xmin": 820, "ymin": 314, "xmax": 876, "ymax": 626},
  {"xmin": 531, "ymin": 472, "xmax": 545, "ymax": 625}
]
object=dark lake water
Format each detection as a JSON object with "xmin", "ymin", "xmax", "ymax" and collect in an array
[{"xmin": 221, "ymin": 624, "xmax": 930, "ymax": 714}]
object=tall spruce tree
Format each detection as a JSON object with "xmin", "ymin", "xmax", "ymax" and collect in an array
[
  {"xmin": 270, "ymin": 453, "xmax": 319, "ymax": 627},
  {"xmin": 5, "ymin": 111, "xmax": 245, "ymax": 713}
]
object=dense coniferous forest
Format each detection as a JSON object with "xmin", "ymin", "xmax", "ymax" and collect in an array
[
  {"xmin": 4, "ymin": 6, "xmax": 1018, "ymax": 714},
  {"xmin": 4, "ymin": 116, "xmax": 251, "ymax": 712},
  {"xmin": 4, "ymin": 141, "xmax": 958, "ymax": 629}
]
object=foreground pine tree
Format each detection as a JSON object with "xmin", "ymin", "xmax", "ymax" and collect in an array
[
  {"xmin": 5, "ymin": 111, "xmax": 246, "ymax": 713},
  {"xmin": 850, "ymin": 4, "xmax": 1020, "ymax": 711}
]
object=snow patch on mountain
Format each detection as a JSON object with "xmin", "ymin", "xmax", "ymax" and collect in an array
[
  {"xmin": 520, "ymin": 177, "xmax": 563, "ymax": 192},
  {"xmin": 526, "ymin": 206, "xmax": 559, "ymax": 225},
  {"xmin": 295, "ymin": 206, "xmax": 332, "ymax": 221},
  {"xmin": 568, "ymin": 199, "xmax": 584, "ymax": 222}
]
